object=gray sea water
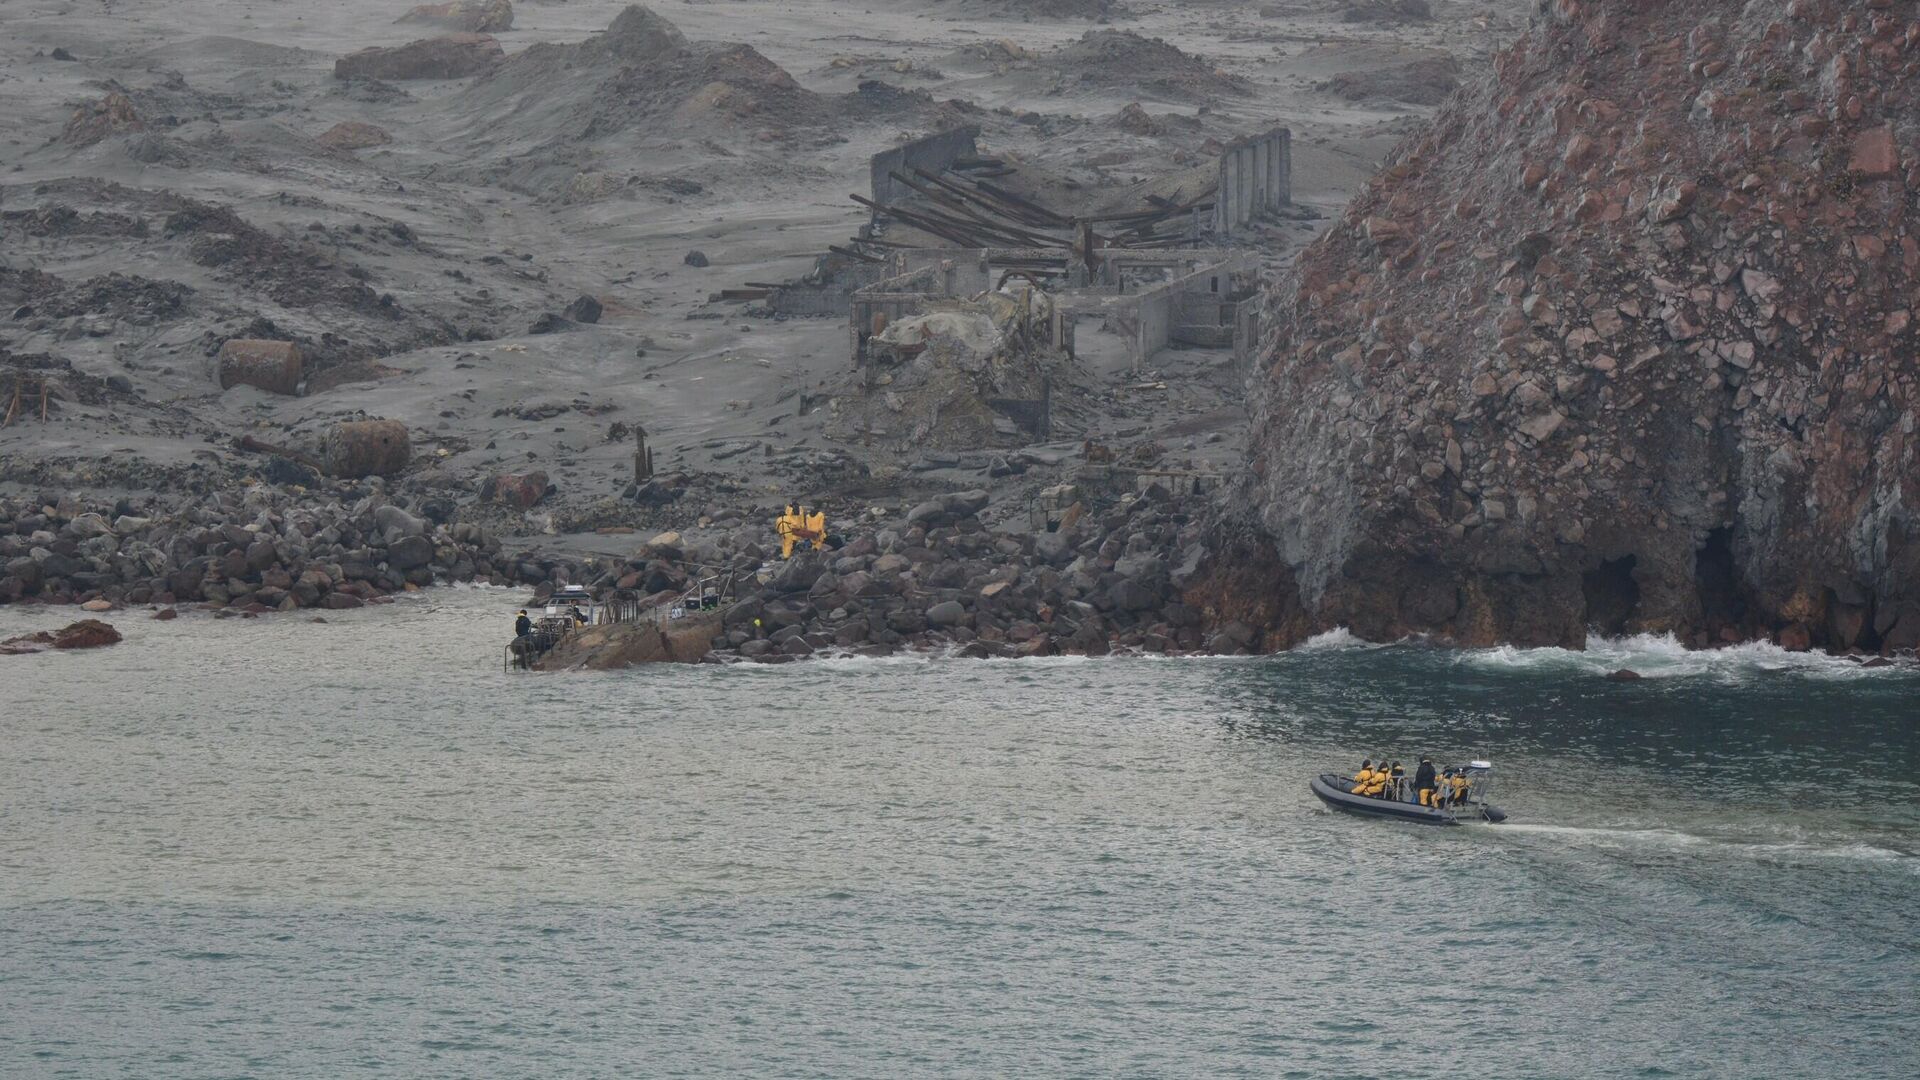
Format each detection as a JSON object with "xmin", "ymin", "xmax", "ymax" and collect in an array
[{"xmin": 2, "ymin": 588, "xmax": 1916, "ymax": 1078}]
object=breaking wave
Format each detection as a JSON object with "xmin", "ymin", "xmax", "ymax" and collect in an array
[
  {"xmin": 1292, "ymin": 627, "xmax": 1384, "ymax": 652},
  {"xmin": 1451, "ymin": 633, "xmax": 1914, "ymax": 682}
]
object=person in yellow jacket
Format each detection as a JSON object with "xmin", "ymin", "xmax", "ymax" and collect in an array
[
  {"xmin": 1356, "ymin": 759, "xmax": 1391, "ymax": 798},
  {"xmin": 1352, "ymin": 759, "xmax": 1377, "ymax": 796},
  {"xmin": 1447, "ymin": 769, "xmax": 1472, "ymax": 806}
]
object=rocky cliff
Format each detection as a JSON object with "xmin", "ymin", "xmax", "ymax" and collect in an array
[{"xmin": 1241, "ymin": 0, "xmax": 1919, "ymax": 651}]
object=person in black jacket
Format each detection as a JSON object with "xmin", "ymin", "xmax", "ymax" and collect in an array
[
  {"xmin": 1414, "ymin": 757, "xmax": 1438, "ymax": 807},
  {"xmin": 515, "ymin": 610, "xmax": 533, "ymax": 638}
]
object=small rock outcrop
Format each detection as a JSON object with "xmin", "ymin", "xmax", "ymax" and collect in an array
[
  {"xmin": 397, "ymin": 0, "xmax": 514, "ymax": 33},
  {"xmin": 1242, "ymin": 0, "xmax": 1919, "ymax": 652},
  {"xmin": 316, "ymin": 121, "xmax": 394, "ymax": 150},
  {"xmin": 61, "ymin": 91, "xmax": 143, "ymax": 147},
  {"xmin": 334, "ymin": 34, "xmax": 504, "ymax": 81},
  {"xmin": 483, "ymin": 471, "xmax": 550, "ymax": 509}
]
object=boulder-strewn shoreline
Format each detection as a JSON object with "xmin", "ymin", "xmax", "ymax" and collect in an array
[
  {"xmin": 0, "ymin": 483, "xmax": 1263, "ymax": 661},
  {"xmin": 11, "ymin": 479, "xmax": 1912, "ymax": 667},
  {"xmin": 0, "ymin": 488, "xmax": 574, "ymax": 613}
]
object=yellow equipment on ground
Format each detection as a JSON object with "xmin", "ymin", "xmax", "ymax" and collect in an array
[{"xmin": 776, "ymin": 504, "xmax": 827, "ymax": 558}]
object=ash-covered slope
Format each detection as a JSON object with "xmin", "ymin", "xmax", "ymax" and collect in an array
[
  {"xmin": 1240, "ymin": 0, "xmax": 1918, "ymax": 651},
  {"xmin": 429, "ymin": 5, "xmax": 839, "ymax": 196}
]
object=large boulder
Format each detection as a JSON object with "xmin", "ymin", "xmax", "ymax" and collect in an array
[
  {"xmin": 333, "ymin": 34, "xmax": 504, "ymax": 81},
  {"xmin": 483, "ymin": 472, "xmax": 550, "ymax": 509},
  {"xmin": 1236, "ymin": 0, "xmax": 1920, "ymax": 652},
  {"xmin": 61, "ymin": 91, "xmax": 142, "ymax": 147},
  {"xmin": 387, "ymin": 535, "xmax": 435, "ymax": 570}
]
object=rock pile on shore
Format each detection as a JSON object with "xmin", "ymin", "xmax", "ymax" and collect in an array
[
  {"xmin": 0, "ymin": 480, "xmax": 1243, "ymax": 661},
  {"xmin": 0, "ymin": 489, "xmax": 572, "ymax": 610},
  {"xmin": 684, "ymin": 487, "xmax": 1231, "ymax": 661}
]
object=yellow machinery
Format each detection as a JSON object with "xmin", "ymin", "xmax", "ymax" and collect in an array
[{"xmin": 776, "ymin": 504, "xmax": 827, "ymax": 559}]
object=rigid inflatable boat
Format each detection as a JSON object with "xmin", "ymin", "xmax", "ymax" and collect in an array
[{"xmin": 1311, "ymin": 761, "xmax": 1508, "ymax": 825}]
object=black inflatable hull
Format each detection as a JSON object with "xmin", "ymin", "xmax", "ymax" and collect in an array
[{"xmin": 1310, "ymin": 773, "xmax": 1506, "ymax": 825}]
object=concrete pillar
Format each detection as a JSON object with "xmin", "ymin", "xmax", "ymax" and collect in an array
[
  {"xmin": 1253, "ymin": 140, "xmax": 1269, "ymax": 217},
  {"xmin": 1214, "ymin": 156, "xmax": 1231, "ymax": 234},
  {"xmin": 1244, "ymin": 148, "xmax": 1259, "ymax": 226},
  {"xmin": 1274, "ymin": 129, "xmax": 1292, "ymax": 206}
]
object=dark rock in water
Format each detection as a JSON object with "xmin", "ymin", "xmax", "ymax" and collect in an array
[
  {"xmin": 54, "ymin": 619, "xmax": 122, "ymax": 649},
  {"xmin": 683, "ymin": 250, "xmax": 709, "ymax": 267},
  {"xmin": 51, "ymin": 47, "xmax": 77, "ymax": 61},
  {"xmin": 105, "ymin": 374, "xmax": 133, "ymax": 394},
  {"xmin": 322, "ymin": 593, "xmax": 365, "ymax": 610},
  {"xmin": 528, "ymin": 313, "xmax": 571, "ymax": 334},
  {"xmin": 563, "ymin": 295, "xmax": 603, "ymax": 324},
  {"xmin": 1859, "ymin": 656, "xmax": 1894, "ymax": 669},
  {"xmin": 1603, "ymin": 669, "xmax": 1644, "ymax": 682},
  {"xmin": 153, "ymin": 607, "xmax": 178, "ymax": 620}
]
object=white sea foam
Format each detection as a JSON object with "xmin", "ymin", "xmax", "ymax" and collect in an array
[
  {"xmin": 1453, "ymin": 632, "xmax": 1912, "ymax": 681},
  {"xmin": 1293, "ymin": 627, "xmax": 1383, "ymax": 652}
]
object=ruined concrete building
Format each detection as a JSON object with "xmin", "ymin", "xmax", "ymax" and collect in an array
[{"xmin": 765, "ymin": 126, "xmax": 1287, "ymax": 373}]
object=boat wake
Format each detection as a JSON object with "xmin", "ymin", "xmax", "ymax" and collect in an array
[{"xmin": 1492, "ymin": 821, "xmax": 1917, "ymax": 869}]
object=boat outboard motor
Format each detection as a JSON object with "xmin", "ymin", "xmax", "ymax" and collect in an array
[{"xmin": 1464, "ymin": 760, "xmax": 1507, "ymax": 822}]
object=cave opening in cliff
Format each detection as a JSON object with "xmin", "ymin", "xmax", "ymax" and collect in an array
[
  {"xmin": 1582, "ymin": 555, "xmax": 1640, "ymax": 637},
  {"xmin": 1694, "ymin": 527, "xmax": 1747, "ymax": 632}
]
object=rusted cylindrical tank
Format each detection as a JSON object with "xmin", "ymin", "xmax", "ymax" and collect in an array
[
  {"xmin": 217, "ymin": 339, "xmax": 303, "ymax": 396},
  {"xmin": 323, "ymin": 419, "xmax": 410, "ymax": 478}
]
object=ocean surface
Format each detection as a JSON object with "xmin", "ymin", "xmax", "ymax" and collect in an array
[{"xmin": 2, "ymin": 588, "xmax": 1916, "ymax": 1078}]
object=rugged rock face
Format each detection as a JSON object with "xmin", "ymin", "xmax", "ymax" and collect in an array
[{"xmin": 1245, "ymin": 0, "xmax": 1919, "ymax": 651}]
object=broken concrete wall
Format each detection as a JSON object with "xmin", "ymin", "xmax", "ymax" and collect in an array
[
  {"xmin": 848, "ymin": 253, "xmax": 1000, "ymax": 363},
  {"xmin": 1212, "ymin": 127, "xmax": 1290, "ymax": 236},
  {"xmin": 868, "ymin": 127, "xmax": 980, "ymax": 206},
  {"xmin": 1068, "ymin": 252, "xmax": 1254, "ymax": 367}
]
